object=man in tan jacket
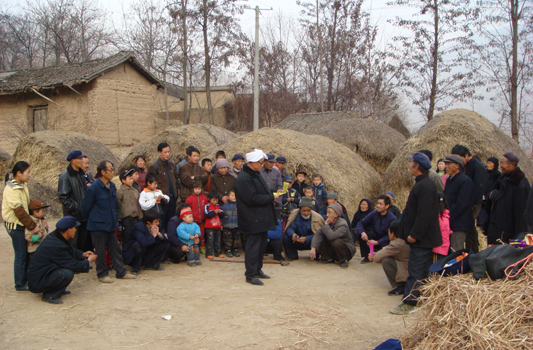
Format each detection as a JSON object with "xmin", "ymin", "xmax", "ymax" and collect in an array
[{"xmin": 370, "ymin": 220, "xmax": 410, "ymax": 295}]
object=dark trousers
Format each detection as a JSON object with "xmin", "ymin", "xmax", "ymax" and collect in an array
[
  {"xmin": 167, "ymin": 244, "xmax": 187, "ymax": 263},
  {"xmin": 282, "ymin": 234, "xmax": 312, "ymax": 260},
  {"xmin": 39, "ymin": 268, "xmax": 74, "ymax": 298},
  {"xmin": 161, "ymin": 197, "xmax": 177, "ymax": 233},
  {"xmin": 403, "ymin": 246, "xmax": 433, "ymax": 306},
  {"xmin": 382, "ymin": 257, "xmax": 402, "ymax": 288},
  {"xmin": 265, "ymin": 239, "xmax": 283, "ymax": 261},
  {"xmin": 71, "ymin": 221, "xmax": 91, "ymax": 252},
  {"xmin": 222, "ymin": 227, "xmax": 240, "ymax": 251},
  {"xmin": 205, "ymin": 228, "xmax": 222, "ymax": 257},
  {"xmin": 318, "ymin": 238, "xmax": 353, "ymax": 263},
  {"xmin": 357, "ymin": 232, "xmax": 382, "ymax": 258},
  {"xmin": 244, "ymin": 232, "xmax": 268, "ymax": 279},
  {"xmin": 126, "ymin": 240, "xmax": 170, "ymax": 272},
  {"xmin": 91, "ymin": 230, "xmax": 127, "ymax": 278},
  {"xmin": 121, "ymin": 216, "xmax": 140, "ymax": 244},
  {"xmin": 9, "ymin": 228, "xmax": 28, "ymax": 289}
]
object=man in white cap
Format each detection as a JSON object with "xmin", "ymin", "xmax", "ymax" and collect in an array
[{"xmin": 234, "ymin": 149, "xmax": 277, "ymax": 286}]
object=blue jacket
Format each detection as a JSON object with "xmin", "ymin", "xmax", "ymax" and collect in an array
[
  {"xmin": 444, "ymin": 172, "xmax": 475, "ymax": 232},
  {"xmin": 312, "ymin": 183, "xmax": 328, "ymax": 211},
  {"xmin": 177, "ymin": 222, "xmax": 201, "ymax": 245},
  {"xmin": 122, "ymin": 220, "xmax": 166, "ymax": 264},
  {"xmin": 268, "ymin": 220, "xmax": 283, "ymax": 240},
  {"xmin": 82, "ymin": 178, "xmax": 118, "ymax": 232},
  {"xmin": 221, "ymin": 201, "xmax": 238, "ymax": 229},
  {"xmin": 285, "ymin": 213, "xmax": 314, "ymax": 244},
  {"xmin": 356, "ymin": 210, "xmax": 397, "ymax": 247}
]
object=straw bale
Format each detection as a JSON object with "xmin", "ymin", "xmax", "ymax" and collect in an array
[
  {"xmin": 383, "ymin": 109, "xmax": 533, "ymax": 207},
  {"xmin": 0, "ymin": 148, "xmax": 12, "ymax": 179},
  {"xmin": 210, "ymin": 128, "xmax": 382, "ymax": 216},
  {"xmin": 276, "ymin": 112, "xmax": 406, "ymax": 175},
  {"xmin": 119, "ymin": 124, "xmax": 236, "ymax": 172},
  {"xmin": 401, "ymin": 262, "xmax": 533, "ymax": 350},
  {"xmin": 10, "ymin": 131, "xmax": 118, "ymax": 189}
]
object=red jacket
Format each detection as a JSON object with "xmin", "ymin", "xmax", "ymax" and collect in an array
[
  {"xmin": 204, "ymin": 203, "xmax": 224, "ymax": 229},
  {"xmin": 185, "ymin": 193, "xmax": 208, "ymax": 224}
]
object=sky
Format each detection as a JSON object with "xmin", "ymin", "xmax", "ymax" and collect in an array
[{"xmin": 1, "ymin": 0, "xmax": 500, "ymax": 133}]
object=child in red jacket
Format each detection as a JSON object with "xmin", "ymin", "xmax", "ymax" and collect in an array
[
  {"xmin": 185, "ymin": 181, "xmax": 209, "ymax": 250},
  {"xmin": 204, "ymin": 190, "xmax": 225, "ymax": 259}
]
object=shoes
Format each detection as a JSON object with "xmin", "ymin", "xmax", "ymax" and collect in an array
[
  {"xmin": 339, "ymin": 261, "xmax": 349, "ymax": 268},
  {"xmin": 389, "ymin": 303, "xmax": 419, "ymax": 315},
  {"xmin": 195, "ymin": 260, "xmax": 202, "ymax": 266},
  {"xmin": 130, "ymin": 271, "xmax": 139, "ymax": 276},
  {"xmin": 15, "ymin": 283, "xmax": 29, "ymax": 291},
  {"xmin": 217, "ymin": 254, "xmax": 225, "ymax": 258},
  {"xmin": 318, "ymin": 258, "xmax": 334, "ymax": 264},
  {"xmin": 226, "ymin": 250, "xmax": 233, "ymax": 258},
  {"xmin": 98, "ymin": 276, "xmax": 114, "ymax": 283},
  {"xmin": 258, "ymin": 271, "xmax": 271, "ymax": 279},
  {"xmin": 119, "ymin": 272, "xmax": 138, "ymax": 279},
  {"xmin": 188, "ymin": 262, "xmax": 196, "ymax": 267},
  {"xmin": 42, "ymin": 294, "xmax": 63, "ymax": 304},
  {"xmin": 388, "ymin": 286, "xmax": 404, "ymax": 296},
  {"xmin": 232, "ymin": 250, "xmax": 240, "ymax": 257},
  {"xmin": 145, "ymin": 265, "xmax": 164, "ymax": 271},
  {"xmin": 360, "ymin": 257, "xmax": 370, "ymax": 264},
  {"xmin": 200, "ymin": 247, "xmax": 206, "ymax": 254},
  {"xmin": 61, "ymin": 290, "xmax": 71, "ymax": 295},
  {"xmin": 206, "ymin": 255, "xmax": 214, "ymax": 259},
  {"xmin": 246, "ymin": 277, "xmax": 264, "ymax": 286},
  {"xmin": 287, "ymin": 257, "xmax": 299, "ymax": 261}
]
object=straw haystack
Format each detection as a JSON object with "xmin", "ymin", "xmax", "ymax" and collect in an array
[
  {"xmin": 212, "ymin": 128, "xmax": 382, "ymax": 216},
  {"xmin": 383, "ymin": 109, "xmax": 533, "ymax": 207},
  {"xmin": 9, "ymin": 131, "xmax": 118, "ymax": 189},
  {"xmin": 0, "ymin": 148, "xmax": 12, "ymax": 179},
  {"xmin": 119, "ymin": 124, "xmax": 236, "ymax": 172},
  {"xmin": 401, "ymin": 263, "xmax": 533, "ymax": 350},
  {"xmin": 276, "ymin": 112, "xmax": 406, "ymax": 175}
]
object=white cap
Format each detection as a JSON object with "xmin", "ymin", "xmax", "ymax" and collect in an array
[{"xmin": 246, "ymin": 149, "xmax": 267, "ymax": 163}]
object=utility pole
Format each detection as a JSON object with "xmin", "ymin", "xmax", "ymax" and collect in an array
[
  {"xmin": 247, "ymin": 6, "xmax": 272, "ymax": 131},
  {"xmin": 317, "ymin": 0, "xmax": 324, "ymax": 112}
]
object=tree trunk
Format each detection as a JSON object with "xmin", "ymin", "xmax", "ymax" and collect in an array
[
  {"xmin": 510, "ymin": 0, "xmax": 519, "ymax": 142},
  {"xmin": 427, "ymin": 0, "xmax": 439, "ymax": 121},
  {"xmin": 202, "ymin": 0, "xmax": 214, "ymax": 125},
  {"xmin": 326, "ymin": 1, "xmax": 340, "ymax": 111}
]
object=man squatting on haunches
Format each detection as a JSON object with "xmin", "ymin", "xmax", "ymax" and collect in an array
[{"xmin": 27, "ymin": 216, "xmax": 97, "ymax": 304}]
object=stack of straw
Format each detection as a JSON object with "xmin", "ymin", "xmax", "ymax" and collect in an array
[{"xmin": 400, "ymin": 263, "xmax": 533, "ymax": 349}]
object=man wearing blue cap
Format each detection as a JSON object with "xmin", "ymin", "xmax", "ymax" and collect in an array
[
  {"xmin": 27, "ymin": 216, "xmax": 97, "ymax": 304},
  {"xmin": 231, "ymin": 154, "xmax": 244, "ymax": 178},
  {"xmin": 275, "ymin": 156, "xmax": 290, "ymax": 179},
  {"xmin": 58, "ymin": 150, "xmax": 89, "ymax": 251},
  {"xmin": 391, "ymin": 152, "xmax": 442, "ymax": 315}
]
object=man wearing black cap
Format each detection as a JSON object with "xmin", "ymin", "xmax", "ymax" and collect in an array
[
  {"xmin": 27, "ymin": 216, "xmax": 97, "ymax": 304},
  {"xmin": 58, "ymin": 150, "xmax": 89, "ymax": 250},
  {"xmin": 391, "ymin": 152, "xmax": 442, "ymax": 315},
  {"xmin": 487, "ymin": 152, "xmax": 531, "ymax": 244},
  {"xmin": 443, "ymin": 154, "xmax": 475, "ymax": 251},
  {"xmin": 231, "ymin": 154, "xmax": 245, "ymax": 178},
  {"xmin": 275, "ymin": 156, "xmax": 290, "ymax": 179}
]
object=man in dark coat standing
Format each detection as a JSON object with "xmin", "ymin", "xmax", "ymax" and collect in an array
[
  {"xmin": 487, "ymin": 152, "xmax": 531, "ymax": 244},
  {"xmin": 391, "ymin": 152, "xmax": 442, "ymax": 315},
  {"xmin": 234, "ymin": 149, "xmax": 277, "ymax": 286},
  {"xmin": 443, "ymin": 154, "xmax": 475, "ymax": 251},
  {"xmin": 27, "ymin": 216, "xmax": 97, "ymax": 304}
]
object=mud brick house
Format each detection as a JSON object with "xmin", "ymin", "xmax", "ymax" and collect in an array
[{"xmin": 0, "ymin": 51, "xmax": 182, "ymax": 154}]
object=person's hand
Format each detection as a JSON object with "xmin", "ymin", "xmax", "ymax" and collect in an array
[
  {"xmin": 190, "ymin": 235, "xmax": 195, "ymax": 240},
  {"xmin": 31, "ymin": 226, "xmax": 42, "ymax": 235},
  {"xmin": 292, "ymin": 233, "xmax": 298, "ymax": 242},
  {"xmin": 182, "ymin": 245, "xmax": 190, "ymax": 252},
  {"xmin": 407, "ymin": 235, "xmax": 416, "ymax": 243},
  {"xmin": 150, "ymin": 225, "xmax": 159, "ymax": 237},
  {"xmin": 43, "ymin": 221, "xmax": 49, "ymax": 230},
  {"xmin": 296, "ymin": 236, "xmax": 306, "ymax": 244},
  {"xmin": 368, "ymin": 255, "xmax": 374, "ymax": 262},
  {"xmin": 368, "ymin": 240, "xmax": 379, "ymax": 246},
  {"xmin": 361, "ymin": 232, "xmax": 368, "ymax": 241},
  {"xmin": 82, "ymin": 251, "xmax": 95, "ymax": 258},
  {"xmin": 87, "ymin": 254, "xmax": 97, "ymax": 263},
  {"xmin": 222, "ymin": 196, "xmax": 229, "ymax": 203},
  {"xmin": 194, "ymin": 237, "xmax": 200, "ymax": 244},
  {"xmin": 325, "ymin": 218, "xmax": 332, "ymax": 225},
  {"xmin": 309, "ymin": 248, "xmax": 317, "ymax": 260}
]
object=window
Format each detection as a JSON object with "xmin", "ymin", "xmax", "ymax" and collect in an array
[{"xmin": 31, "ymin": 106, "xmax": 48, "ymax": 132}]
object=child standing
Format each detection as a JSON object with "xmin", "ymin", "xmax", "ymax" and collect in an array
[
  {"xmin": 139, "ymin": 173, "xmax": 169, "ymax": 229},
  {"xmin": 281, "ymin": 176, "xmax": 301, "ymax": 222},
  {"xmin": 186, "ymin": 181, "xmax": 209, "ymax": 251},
  {"xmin": 25, "ymin": 199, "xmax": 49, "ymax": 258},
  {"xmin": 128, "ymin": 165, "xmax": 141, "ymax": 192},
  {"xmin": 204, "ymin": 191, "xmax": 225, "ymax": 259},
  {"xmin": 311, "ymin": 173, "xmax": 328, "ymax": 213},
  {"xmin": 176, "ymin": 208, "xmax": 202, "ymax": 266},
  {"xmin": 202, "ymin": 158, "xmax": 213, "ymax": 192},
  {"xmin": 117, "ymin": 169, "xmax": 143, "ymax": 243},
  {"xmin": 221, "ymin": 190, "xmax": 240, "ymax": 257},
  {"xmin": 303, "ymin": 186, "xmax": 320, "ymax": 213},
  {"xmin": 293, "ymin": 170, "xmax": 308, "ymax": 196}
]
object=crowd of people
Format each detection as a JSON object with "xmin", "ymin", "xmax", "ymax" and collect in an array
[{"xmin": 3, "ymin": 142, "xmax": 532, "ymax": 313}]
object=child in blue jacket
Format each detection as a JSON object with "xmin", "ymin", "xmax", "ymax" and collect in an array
[
  {"xmin": 312, "ymin": 173, "xmax": 328, "ymax": 213},
  {"xmin": 177, "ymin": 208, "xmax": 202, "ymax": 266},
  {"xmin": 221, "ymin": 190, "xmax": 239, "ymax": 257}
]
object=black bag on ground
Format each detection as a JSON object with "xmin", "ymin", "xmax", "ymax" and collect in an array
[
  {"xmin": 429, "ymin": 249, "xmax": 472, "ymax": 276},
  {"xmin": 470, "ymin": 244, "xmax": 533, "ymax": 280}
]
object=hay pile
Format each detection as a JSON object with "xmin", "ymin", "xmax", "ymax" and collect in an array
[
  {"xmin": 9, "ymin": 131, "xmax": 118, "ymax": 189},
  {"xmin": 276, "ymin": 112, "xmax": 406, "ymax": 175},
  {"xmin": 383, "ymin": 109, "xmax": 533, "ymax": 207},
  {"xmin": 211, "ymin": 128, "xmax": 382, "ymax": 216},
  {"xmin": 0, "ymin": 148, "xmax": 12, "ymax": 179},
  {"xmin": 401, "ymin": 263, "xmax": 533, "ymax": 349},
  {"xmin": 119, "ymin": 124, "xmax": 236, "ymax": 172}
]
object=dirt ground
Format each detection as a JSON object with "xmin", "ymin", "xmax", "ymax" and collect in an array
[{"xmin": 0, "ymin": 225, "xmax": 414, "ymax": 350}]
